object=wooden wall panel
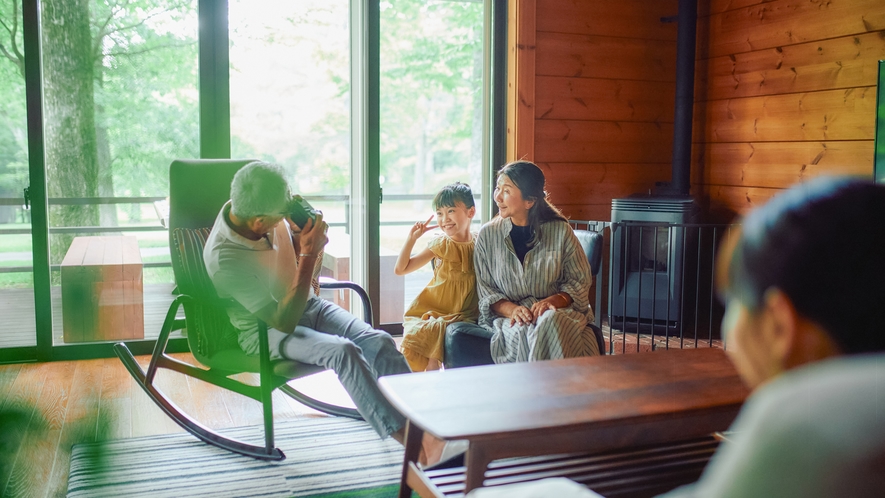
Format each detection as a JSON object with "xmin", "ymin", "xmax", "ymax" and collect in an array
[
  {"xmin": 544, "ymin": 162, "xmax": 669, "ymax": 221},
  {"xmin": 696, "ymin": 31, "xmax": 885, "ymax": 100},
  {"xmin": 701, "ymin": 1, "xmax": 768, "ymax": 17},
  {"xmin": 536, "ymin": 76, "xmax": 676, "ymax": 122},
  {"xmin": 541, "ymin": 163, "xmax": 670, "ymax": 196},
  {"xmin": 695, "ymin": 141, "xmax": 873, "ymax": 188},
  {"xmin": 536, "ymin": 32, "xmax": 677, "ymax": 81},
  {"xmin": 703, "ymin": 185, "xmax": 784, "ymax": 216},
  {"xmin": 699, "ymin": 0, "xmax": 885, "ymax": 60},
  {"xmin": 694, "ymin": 87, "xmax": 876, "ymax": 143},
  {"xmin": 507, "ymin": 0, "xmax": 679, "ymax": 221},
  {"xmin": 694, "ymin": 0, "xmax": 885, "ymax": 216},
  {"xmin": 536, "ymin": 0, "xmax": 679, "ymax": 39},
  {"xmin": 534, "ymin": 120, "xmax": 673, "ymax": 164}
]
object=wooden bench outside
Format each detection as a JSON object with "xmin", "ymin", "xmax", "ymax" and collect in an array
[{"xmin": 61, "ymin": 235, "xmax": 144, "ymax": 342}]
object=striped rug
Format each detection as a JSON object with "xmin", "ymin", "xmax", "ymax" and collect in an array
[{"xmin": 67, "ymin": 417, "xmax": 404, "ymax": 498}]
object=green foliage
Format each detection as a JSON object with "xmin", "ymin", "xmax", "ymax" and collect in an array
[
  {"xmin": 378, "ymin": 0, "xmax": 483, "ymax": 194},
  {"xmin": 0, "ymin": 0, "xmax": 29, "ymax": 199},
  {"xmin": 89, "ymin": 0, "xmax": 200, "ymax": 197}
]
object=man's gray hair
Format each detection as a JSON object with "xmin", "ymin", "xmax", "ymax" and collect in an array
[{"xmin": 230, "ymin": 161, "xmax": 290, "ymax": 219}]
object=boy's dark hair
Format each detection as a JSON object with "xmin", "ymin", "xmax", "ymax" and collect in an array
[
  {"xmin": 433, "ymin": 182, "xmax": 475, "ymax": 210},
  {"xmin": 727, "ymin": 177, "xmax": 885, "ymax": 354}
]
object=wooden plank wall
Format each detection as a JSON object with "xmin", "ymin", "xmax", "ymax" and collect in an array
[
  {"xmin": 694, "ymin": 0, "xmax": 885, "ymax": 220},
  {"xmin": 507, "ymin": 0, "xmax": 680, "ymax": 221},
  {"xmin": 508, "ymin": 0, "xmax": 885, "ymax": 222}
]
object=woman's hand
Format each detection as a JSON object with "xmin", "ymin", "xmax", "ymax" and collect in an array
[
  {"xmin": 510, "ymin": 305, "xmax": 533, "ymax": 326},
  {"xmin": 529, "ymin": 293, "xmax": 572, "ymax": 321},
  {"xmin": 530, "ymin": 299, "xmax": 557, "ymax": 321}
]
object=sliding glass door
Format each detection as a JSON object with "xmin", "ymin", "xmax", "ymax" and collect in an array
[
  {"xmin": 378, "ymin": 0, "xmax": 489, "ymax": 326},
  {"xmin": 228, "ymin": 0, "xmax": 356, "ymax": 313},
  {"xmin": 4, "ymin": 0, "xmax": 499, "ymax": 362},
  {"xmin": 38, "ymin": 0, "xmax": 199, "ymax": 350},
  {"xmin": 0, "ymin": 0, "xmax": 37, "ymax": 357}
]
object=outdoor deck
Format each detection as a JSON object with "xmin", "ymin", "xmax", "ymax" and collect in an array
[
  {"xmin": 0, "ymin": 283, "xmax": 180, "ymax": 349},
  {"xmin": 0, "ymin": 274, "xmax": 429, "ymax": 350}
]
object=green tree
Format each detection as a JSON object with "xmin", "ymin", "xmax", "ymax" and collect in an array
[
  {"xmin": 0, "ymin": 0, "xmax": 29, "ymax": 226},
  {"xmin": 379, "ymin": 0, "xmax": 482, "ymax": 195},
  {"xmin": 41, "ymin": 0, "xmax": 100, "ymax": 264},
  {"xmin": 1, "ymin": 0, "xmax": 197, "ymax": 262}
]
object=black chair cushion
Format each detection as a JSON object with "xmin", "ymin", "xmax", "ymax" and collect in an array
[{"xmin": 573, "ymin": 229, "xmax": 603, "ymax": 277}]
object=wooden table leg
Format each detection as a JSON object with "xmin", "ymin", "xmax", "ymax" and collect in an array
[
  {"xmin": 399, "ymin": 419, "xmax": 423, "ymax": 498},
  {"xmin": 463, "ymin": 443, "xmax": 491, "ymax": 494}
]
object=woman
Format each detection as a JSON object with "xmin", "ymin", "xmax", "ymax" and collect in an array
[{"xmin": 449, "ymin": 161, "xmax": 599, "ymax": 364}]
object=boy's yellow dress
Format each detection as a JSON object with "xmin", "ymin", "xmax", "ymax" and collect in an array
[{"xmin": 401, "ymin": 234, "xmax": 479, "ymax": 371}]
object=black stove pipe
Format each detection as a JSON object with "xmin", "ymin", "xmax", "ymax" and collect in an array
[{"xmin": 671, "ymin": 0, "xmax": 697, "ymax": 196}]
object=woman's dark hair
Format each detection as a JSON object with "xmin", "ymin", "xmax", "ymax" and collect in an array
[
  {"xmin": 727, "ymin": 177, "xmax": 885, "ymax": 354},
  {"xmin": 433, "ymin": 182, "xmax": 475, "ymax": 210},
  {"xmin": 497, "ymin": 161, "xmax": 567, "ymax": 247}
]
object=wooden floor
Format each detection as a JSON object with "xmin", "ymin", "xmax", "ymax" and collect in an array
[{"xmin": 0, "ymin": 352, "xmax": 355, "ymax": 498}]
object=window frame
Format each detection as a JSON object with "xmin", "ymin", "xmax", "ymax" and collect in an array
[{"xmin": 8, "ymin": 0, "xmax": 506, "ymax": 363}]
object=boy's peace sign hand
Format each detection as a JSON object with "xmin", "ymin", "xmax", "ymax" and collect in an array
[{"xmin": 408, "ymin": 215, "xmax": 438, "ymax": 243}]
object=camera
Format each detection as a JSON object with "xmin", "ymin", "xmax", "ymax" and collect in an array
[{"xmin": 286, "ymin": 195, "xmax": 320, "ymax": 229}]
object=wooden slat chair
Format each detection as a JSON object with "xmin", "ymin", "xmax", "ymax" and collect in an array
[{"xmin": 114, "ymin": 159, "xmax": 369, "ymax": 460}]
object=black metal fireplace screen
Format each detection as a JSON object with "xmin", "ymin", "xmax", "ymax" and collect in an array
[{"xmin": 571, "ymin": 220, "xmax": 739, "ymax": 354}]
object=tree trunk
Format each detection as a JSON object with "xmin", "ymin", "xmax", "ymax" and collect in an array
[
  {"xmin": 95, "ymin": 101, "xmax": 119, "ymax": 228},
  {"xmin": 41, "ymin": 0, "xmax": 99, "ymax": 264}
]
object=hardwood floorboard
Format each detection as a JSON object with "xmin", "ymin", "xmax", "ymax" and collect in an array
[
  {"xmin": 47, "ymin": 359, "xmax": 104, "ymax": 498},
  {"xmin": 0, "ymin": 352, "xmax": 369, "ymax": 497},
  {"xmin": 0, "ymin": 363, "xmax": 23, "ymax": 403},
  {"xmin": 26, "ymin": 361, "xmax": 77, "ymax": 498},
  {"xmin": 219, "ymin": 373, "xmax": 266, "ymax": 428},
  {"xmin": 185, "ymin": 372, "xmax": 235, "ymax": 429},
  {"xmin": 0, "ymin": 362, "xmax": 52, "ymax": 498}
]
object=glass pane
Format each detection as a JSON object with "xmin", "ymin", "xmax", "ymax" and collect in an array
[
  {"xmin": 379, "ymin": 0, "xmax": 485, "ymax": 324},
  {"xmin": 41, "ymin": 0, "xmax": 198, "ymax": 345},
  {"xmin": 0, "ymin": 1, "xmax": 35, "ymax": 349},
  {"xmin": 229, "ymin": 0, "xmax": 352, "ymax": 312}
]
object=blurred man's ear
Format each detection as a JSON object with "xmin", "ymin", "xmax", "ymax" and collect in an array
[
  {"xmin": 760, "ymin": 288, "xmax": 798, "ymax": 372},
  {"xmin": 763, "ymin": 288, "xmax": 843, "ymax": 371}
]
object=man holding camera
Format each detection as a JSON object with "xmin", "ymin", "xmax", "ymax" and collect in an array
[{"xmin": 203, "ymin": 161, "xmax": 448, "ymax": 462}]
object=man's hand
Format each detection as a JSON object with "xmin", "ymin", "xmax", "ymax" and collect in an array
[
  {"xmin": 298, "ymin": 211, "xmax": 328, "ymax": 256},
  {"xmin": 408, "ymin": 215, "xmax": 438, "ymax": 244}
]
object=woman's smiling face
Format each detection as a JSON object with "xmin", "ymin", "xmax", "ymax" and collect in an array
[{"xmin": 493, "ymin": 174, "xmax": 533, "ymax": 226}]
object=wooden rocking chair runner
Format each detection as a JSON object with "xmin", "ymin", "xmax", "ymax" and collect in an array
[{"xmin": 114, "ymin": 159, "xmax": 369, "ymax": 461}]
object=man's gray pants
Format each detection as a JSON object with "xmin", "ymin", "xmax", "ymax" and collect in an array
[{"xmin": 266, "ymin": 295, "xmax": 411, "ymax": 438}]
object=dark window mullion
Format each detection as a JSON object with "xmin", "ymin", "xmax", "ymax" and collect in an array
[
  {"xmin": 23, "ymin": 0, "xmax": 51, "ymax": 361},
  {"xmin": 199, "ymin": 0, "xmax": 231, "ymax": 159}
]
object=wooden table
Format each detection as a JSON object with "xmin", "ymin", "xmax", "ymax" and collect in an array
[
  {"xmin": 379, "ymin": 348, "xmax": 749, "ymax": 497},
  {"xmin": 60, "ymin": 235, "xmax": 144, "ymax": 342}
]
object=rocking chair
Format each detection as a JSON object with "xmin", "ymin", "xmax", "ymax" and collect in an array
[{"xmin": 114, "ymin": 159, "xmax": 369, "ymax": 461}]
